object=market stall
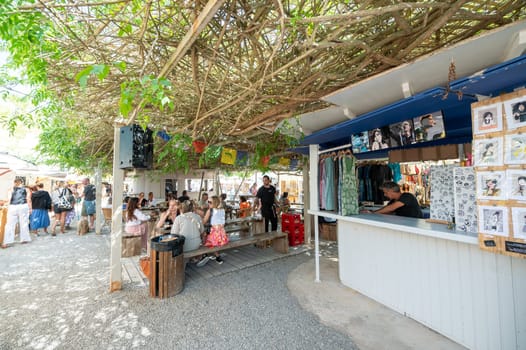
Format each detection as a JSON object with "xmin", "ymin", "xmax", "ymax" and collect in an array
[{"xmin": 302, "ymin": 35, "xmax": 526, "ymax": 349}]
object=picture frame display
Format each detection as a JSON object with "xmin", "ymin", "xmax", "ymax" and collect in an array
[
  {"xmin": 507, "ymin": 169, "xmax": 526, "ymax": 201},
  {"xmin": 504, "ymin": 133, "xmax": 526, "ymax": 164},
  {"xmin": 478, "ymin": 205, "xmax": 509, "ymax": 237},
  {"xmin": 504, "ymin": 96, "xmax": 526, "ymax": 130},
  {"xmin": 388, "ymin": 119, "xmax": 416, "ymax": 147},
  {"xmin": 413, "ymin": 110, "xmax": 446, "ymax": 143},
  {"xmin": 473, "ymin": 137, "xmax": 503, "ymax": 167},
  {"xmin": 477, "ymin": 171, "xmax": 507, "ymax": 201},
  {"xmin": 472, "ymin": 103, "xmax": 503, "ymax": 135},
  {"xmin": 511, "ymin": 207, "xmax": 526, "ymax": 240},
  {"xmin": 351, "ymin": 131, "xmax": 370, "ymax": 153},
  {"xmin": 368, "ymin": 127, "xmax": 391, "ymax": 150}
]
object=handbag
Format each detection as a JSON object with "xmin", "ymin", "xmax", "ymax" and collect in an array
[{"xmin": 58, "ymin": 189, "xmax": 73, "ymax": 210}]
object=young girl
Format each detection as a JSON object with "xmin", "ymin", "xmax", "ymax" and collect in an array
[{"xmin": 201, "ymin": 195, "xmax": 229, "ymax": 265}]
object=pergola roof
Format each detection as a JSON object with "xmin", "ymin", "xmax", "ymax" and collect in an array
[{"xmin": 9, "ymin": 1, "xmax": 526, "ymax": 162}]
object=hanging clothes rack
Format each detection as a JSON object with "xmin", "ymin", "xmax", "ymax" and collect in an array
[{"xmin": 318, "ymin": 143, "xmax": 352, "ymax": 155}]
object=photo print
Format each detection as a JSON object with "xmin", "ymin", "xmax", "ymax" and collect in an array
[
  {"xmin": 478, "ymin": 206, "xmax": 509, "ymax": 237},
  {"xmin": 505, "ymin": 133, "xmax": 526, "ymax": 164},
  {"xmin": 473, "ymin": 103, "xmax": 503, "ymax": 134},
  {"xmin": 477, "ymin": 171, "xmax": 506, "ymax": 200},
  {"xmin": 504, "ymin": 96, "xmax": 526, "ymax": 130},
  {"xmin": 368, "ymin": 127, "xmax": 390, "ymax": 151},
  {"xmin": 508, "ymin": 169, "xmax": 526, "ymax": 201},
  {"xmin": 511, "ymin": 207, "xmax": 526, "ymax": 240},
  {"xmin": 388, "ymin": 119, "xmax": 416, "ymax": 147},
  {"xmin": 473, "ymin": 137, "xmax": 503, "ymax": 167},
  {"xmin": 352, "ymin": 131, "xmax": 370, "ymax": 153},
  {"xmin": 413, "ymin": 110, "xmax": 446, "ymax": 143},
  {"xmin": 453, "ymin": 167, "xmax": 478, "ymax": 233}
]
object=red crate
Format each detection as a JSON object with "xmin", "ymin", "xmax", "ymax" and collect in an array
[
  {"xmin": 288, "ymin": 231, "xmax": 305, "ymax": 247},
  {"xmin": 282, "ymin": 213, "xmax": 301, "ymax": 225},
  {"xmin": 281, "ymin": 223, "xmax": 292, "ymax": 234}
]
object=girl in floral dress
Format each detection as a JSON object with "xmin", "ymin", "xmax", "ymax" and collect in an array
[{"xmin": 202, "ymin": 195, "xmax": 229, "ymax": 264}]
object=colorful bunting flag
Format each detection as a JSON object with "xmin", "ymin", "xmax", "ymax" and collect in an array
[{"xmin": 220, "ymin": 147, "xmax": 237, "ymax": 165}]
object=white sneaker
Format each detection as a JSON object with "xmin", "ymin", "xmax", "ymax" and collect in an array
[{"xmin": 196, "ymin": 255, "xmax": 211, "ymax": 267}]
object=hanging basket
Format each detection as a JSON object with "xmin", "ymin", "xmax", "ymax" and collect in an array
[{"xmin": 192, "ymin": 140, "xmax": 207, "ymax": 153}]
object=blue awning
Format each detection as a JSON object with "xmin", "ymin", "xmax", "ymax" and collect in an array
[{"xmin": 299, "ymin": 54, "xmax": 526, "ymax": 155}]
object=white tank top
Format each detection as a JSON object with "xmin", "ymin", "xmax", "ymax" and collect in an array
[{"xmin": 210, "ymin": 208, "xmax": 225, "ymax": 225}]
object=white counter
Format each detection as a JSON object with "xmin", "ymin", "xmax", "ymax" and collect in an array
[
  {"xmin": 309, "ymin": 210, "xmax": 478, "ymax": 244},
  {"xmin": 309, "ymin": 210, "xmax": 526, "ymax": 350}
]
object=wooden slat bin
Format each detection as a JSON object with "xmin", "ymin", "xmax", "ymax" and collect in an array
[
  {"xmin": 122, "ymin": 235, "xmax": 142, "ymax": 257},
  {"xmin": 319, "ymin": 223, "xmax": 337, "ymax": 241},
  {"xmin": 149, "ymin": 235, "xmax": 185, "ymax": 298}
]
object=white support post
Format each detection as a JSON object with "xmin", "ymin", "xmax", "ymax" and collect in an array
[
  {"xmin": 110, "ymin": 125, "xmax": 125, "ymax": 292},
  {"xmin": 309, "ymin": 144, "xmax": 320, "ymax": 282},
  {"xmin": 302, "ymin": 161, "xmax": 310, "ymax": 244},
  {"xmin": 95, "ymin": 166, "xmax": 102, "ymax": 235}
]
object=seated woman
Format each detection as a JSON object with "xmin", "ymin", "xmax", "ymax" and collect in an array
[
  {"xmin": 155, "ymin": 199, "xmax": 179, "ymax": 232},
  {"xmin": 124, "ymin": 197, "xmax": 151, "ymax": 250},
  {"xmin": 238, "ymin": 196, "xmax": 252, "ymax": 218}
]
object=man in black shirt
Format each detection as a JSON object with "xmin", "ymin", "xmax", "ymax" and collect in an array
[
  {"xmin": 255, "ymin": 175, "xmax": 278, "ymax": 232},
  {"xmin": 364, "ymin": 181, "xmax": 423, "ymax": 218}
]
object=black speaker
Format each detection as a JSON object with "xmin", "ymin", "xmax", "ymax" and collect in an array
[{"xmin": 119, "ymin": 125, "xmax": 154, "ymax": 169}]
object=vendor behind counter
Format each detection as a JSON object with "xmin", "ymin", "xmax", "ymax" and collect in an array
[{"xmin": 361, "ymin": 181, "xmax": 423, "ymax": 218}]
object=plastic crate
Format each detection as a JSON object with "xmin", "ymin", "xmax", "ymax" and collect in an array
[
  {"xmin": 288, "ymin": 231, "xmax": 305, "ymax": 247},
  {"xmin": 282, "ymin": 213, "xmax": 302, "ymax": 225}
]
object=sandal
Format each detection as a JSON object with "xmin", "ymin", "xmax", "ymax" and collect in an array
[{"xmin": 1, "ymin": 244, "xmax": 9, "ymax": 249}]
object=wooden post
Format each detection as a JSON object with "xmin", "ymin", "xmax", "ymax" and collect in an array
[{"xmin": 110, "ymin": 125, "xmax": 125, "ymax": 292}]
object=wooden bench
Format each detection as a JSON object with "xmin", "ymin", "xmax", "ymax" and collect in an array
[{"xmin": 184, "ymin": 231, "xmax": 289, "ymax": 260}]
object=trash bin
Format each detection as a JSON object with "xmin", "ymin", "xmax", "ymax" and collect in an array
[{"xmin": 149, "ymin": 234, "xmax": 185, "ymax": 298}]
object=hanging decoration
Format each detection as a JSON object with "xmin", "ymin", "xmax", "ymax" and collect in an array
[{"xmin": 220, "ymin": 147, "xmax": 237, "ymax": 165}]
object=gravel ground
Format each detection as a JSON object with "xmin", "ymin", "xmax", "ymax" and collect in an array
[{"xmin": 0, "ymin": 232, "xmax": 357, "ymax": 350}]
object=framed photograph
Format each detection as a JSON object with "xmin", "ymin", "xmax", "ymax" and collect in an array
[
  {"xmin": 352, "ymin": 131, "xmax": 370, "ymax": 153},
  {"xmin": 477, "ymin": 171, "xmax": 506, "ymax": 200},
  {"xmin": 473, "ymin": 103, "xmax": 503, "ymax": 134},
  {"xmin": 504, "ymin": 96, "xmax": 526, "ymax": 130},
  {"xmin": 388, "ymin": 119, "xmax": 416, "ymax": 147},
  {"xmin": 478, "ymin": 205, "xmax": 509, "ymax": 237},
  {"xmin": 508, "ymin": 169, "xmax": 526, "ymax": 201},
  {"xmin": 413, "ymin": 110, "xmax": 446, "ymax": 143},
  {"xmin": 473, "ymin": 137, "xmax": 503, "ymax": 167},
  {"xmin": 504, "ymin": 133, "xmax": 526, "ymax": 164},
  {"xmin": 511, "ymin": 207, "xmax": 526, "ymax": 240},
  {"xmin": 368, "ymin": 127, "xmax": 390, "ymax": 151}
]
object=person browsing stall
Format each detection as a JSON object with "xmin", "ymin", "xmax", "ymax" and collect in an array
[{"xmin": 362, "ymin": 181, "xmax": 423, "ymax": 218}]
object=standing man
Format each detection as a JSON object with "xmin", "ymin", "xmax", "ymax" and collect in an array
[
  {"xmin": 81, "ymin": 177, "xmax": 96, "ymax": 231},
  {"xmin": 255, "ymin": 175, "xmax": 278, "ymax": 232},
  {"xmin": 2, "ymin": 178, "xmax": 32, "ymax": 248}
]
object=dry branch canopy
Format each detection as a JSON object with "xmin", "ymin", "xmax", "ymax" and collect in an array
[{"xmin": 12, "ymin": 0, "xmax": 526, "ymax": 162}]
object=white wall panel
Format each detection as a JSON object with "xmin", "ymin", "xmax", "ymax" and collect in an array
[{"xmin": 337, "ymin": 219, "xmax": 526, "ymax": 349}]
